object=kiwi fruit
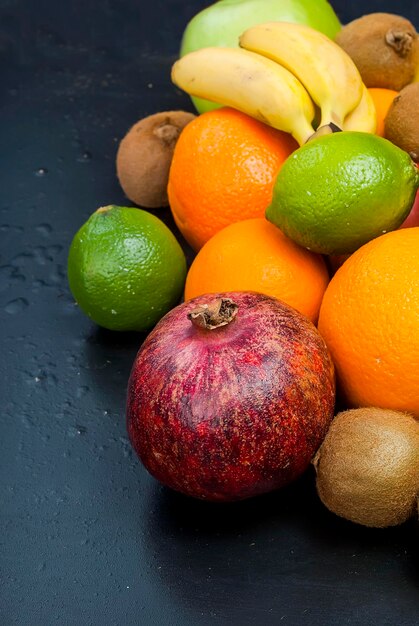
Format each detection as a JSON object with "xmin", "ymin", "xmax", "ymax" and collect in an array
[
  {"xmin": 313, "ymin": 407, "xmax": 419, "ymax": 528},
  {"xmin": 384, "ymin": 82, "xmax": 419, "ymax": 162},
  {"xmin": 335, "ymin": 13, "xmax": 419, "ymax": 91},
  {"xmin": 116, "ymin": 110, "xmax": 196, "ymax": 208}
]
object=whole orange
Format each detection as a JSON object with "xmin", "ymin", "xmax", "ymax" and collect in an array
[
  {"xmin": 184, "ymin": 218, "xmax": 329, "ymax": 323},
  {"xmin": 167, "ymin": 107, "xmax": 298, "ymax": 250},
  {"xmin": 368, "ymin": 88, "xmax": 398, "ymax": 137},
  {"xmin": 318, "ymin": 228, "xmax": 419, "ymax": 416}
]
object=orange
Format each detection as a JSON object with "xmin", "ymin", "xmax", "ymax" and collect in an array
[
  {"xmin": 368, "ymin": 88, "xmax": 399, "ymax": 137},
  {"xmin": 184, "ymin": 218, "xmax": 329, "ymax": 323},
  {"xmin": 318, "ymin": 228, "xmax": 419, "ymax": 416},
  {"xmin": 167, "ymin": 107, "xmax": 298, "ymax": 250}
]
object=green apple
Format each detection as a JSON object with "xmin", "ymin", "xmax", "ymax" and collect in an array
[{"xmin": 180, "ymin": 0, "xmax": 342, "ymax": 113}]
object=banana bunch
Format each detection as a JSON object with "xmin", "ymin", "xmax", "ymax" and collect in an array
[{"xmin": 171, "ymin": 22, "xmax": 377, "ymax": 145}]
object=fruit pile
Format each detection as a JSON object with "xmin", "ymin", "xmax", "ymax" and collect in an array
[{"xmin": 68, "ymin": 1, "xmax": 419, "ymax": 528}]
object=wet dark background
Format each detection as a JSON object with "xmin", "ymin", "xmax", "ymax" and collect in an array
[{"xmin": 1, "ymin": 1, "xmax": 418, "ymax": 624}]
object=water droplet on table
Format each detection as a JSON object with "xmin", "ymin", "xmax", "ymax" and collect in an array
[
  {"xmin": 35, "ymin": 223, "xmax": 52, "ymax": 236},
  {"xmin": 77, "ymin": 150, "xmax": 92, "ymax": 162},
  {"xmin": 0, "ymin": 224, "xmax": 24, "ymax": 233},
  {"xmin": 0, "ymin": 265, "xmax": 26, "ymax": 290},
  {"xmin": 4, "ymin": 298, "xmax": 29, "ymax": 314},
  {"xmin": 76, "ymin": 385, "xmax": 90, "ymax": 398},
  {"xmin": 68, "ymin": 425, "xmax": 87, "ymax": 437}
]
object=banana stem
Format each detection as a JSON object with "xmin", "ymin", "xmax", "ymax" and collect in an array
[{"xmin": 307, "ymin": 123, "xmax": 342, "ymax": 143}]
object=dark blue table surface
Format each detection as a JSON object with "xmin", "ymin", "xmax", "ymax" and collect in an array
[{"xmin": 1, "ymin": 1, "xmax": 418, "ymax": 624}]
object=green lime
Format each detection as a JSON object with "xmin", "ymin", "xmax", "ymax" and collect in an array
[
  {"xmin": 266, "ymin": 132, "xmax": 419, "ymax": 255},
  {"xmin": 67, "ymin": 205, "xmax": 187, "ymax": 331}
]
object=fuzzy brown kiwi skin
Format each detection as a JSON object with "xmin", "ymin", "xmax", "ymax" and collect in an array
[
  {"xmin": 312, "ymin": 407, "xmax": 419, "ymax": 528},
  {"xmin": 335, "ymin": 13, "xmax": 419, "ymax": 91},
  {"xmin": 116, "ymin": 110, "xmax": 196, "ymax": 208},
  {"xmin": 384, "ymin": 83, "xmax": 419, "ymax": 163}
]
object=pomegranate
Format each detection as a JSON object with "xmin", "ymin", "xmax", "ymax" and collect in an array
[
  {"xmin": 400, "ymin": 188, "xmax": 419, "ymax": 228},
  {"xmin": 127, "ymin": 292, "xmax": 335, "ymax": 501}
]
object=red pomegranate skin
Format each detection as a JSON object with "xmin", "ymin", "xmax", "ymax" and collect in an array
[{"xmin": 127, "ymin": 292, "xmax": 335, "ymax": 502}]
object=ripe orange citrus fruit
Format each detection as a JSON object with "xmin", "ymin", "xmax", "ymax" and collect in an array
[
  {"xmin": 67, "ymin": 206, "xmax": 187, "ymax": 331},
  {"xmin": 184, "ymin": 218, "xmax": 329, "ymax": 323},
  {"xmin": 167, "ymin": 107, "xmax": 298, "ymax": 250},
  {"xmin": 368, "ymin": 87, "xmax": 399, "ymax": 137},
  {"xmin": 318, "ymin": 228, "xmax": 419, "ymax": 416}
]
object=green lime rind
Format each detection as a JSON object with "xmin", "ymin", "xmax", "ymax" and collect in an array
[
  {"xmin": 266, "ymin": 132, "xmax": 419, "ymax": 256},
  {"xmin": 67, "ymin": 205, "xmax": 187, "ymax": 332}
]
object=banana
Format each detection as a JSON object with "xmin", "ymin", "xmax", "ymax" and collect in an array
[
  {"xmin": 342, "ymin": 84, "xmax": 377, "ymax": 133},
  {"xmin": 171, "ymin": 47, "xmax": 316, "ymax": 146},
  {"xmin": 239, "ymin": 22, "xmax": 364, "ymax": 131}
]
